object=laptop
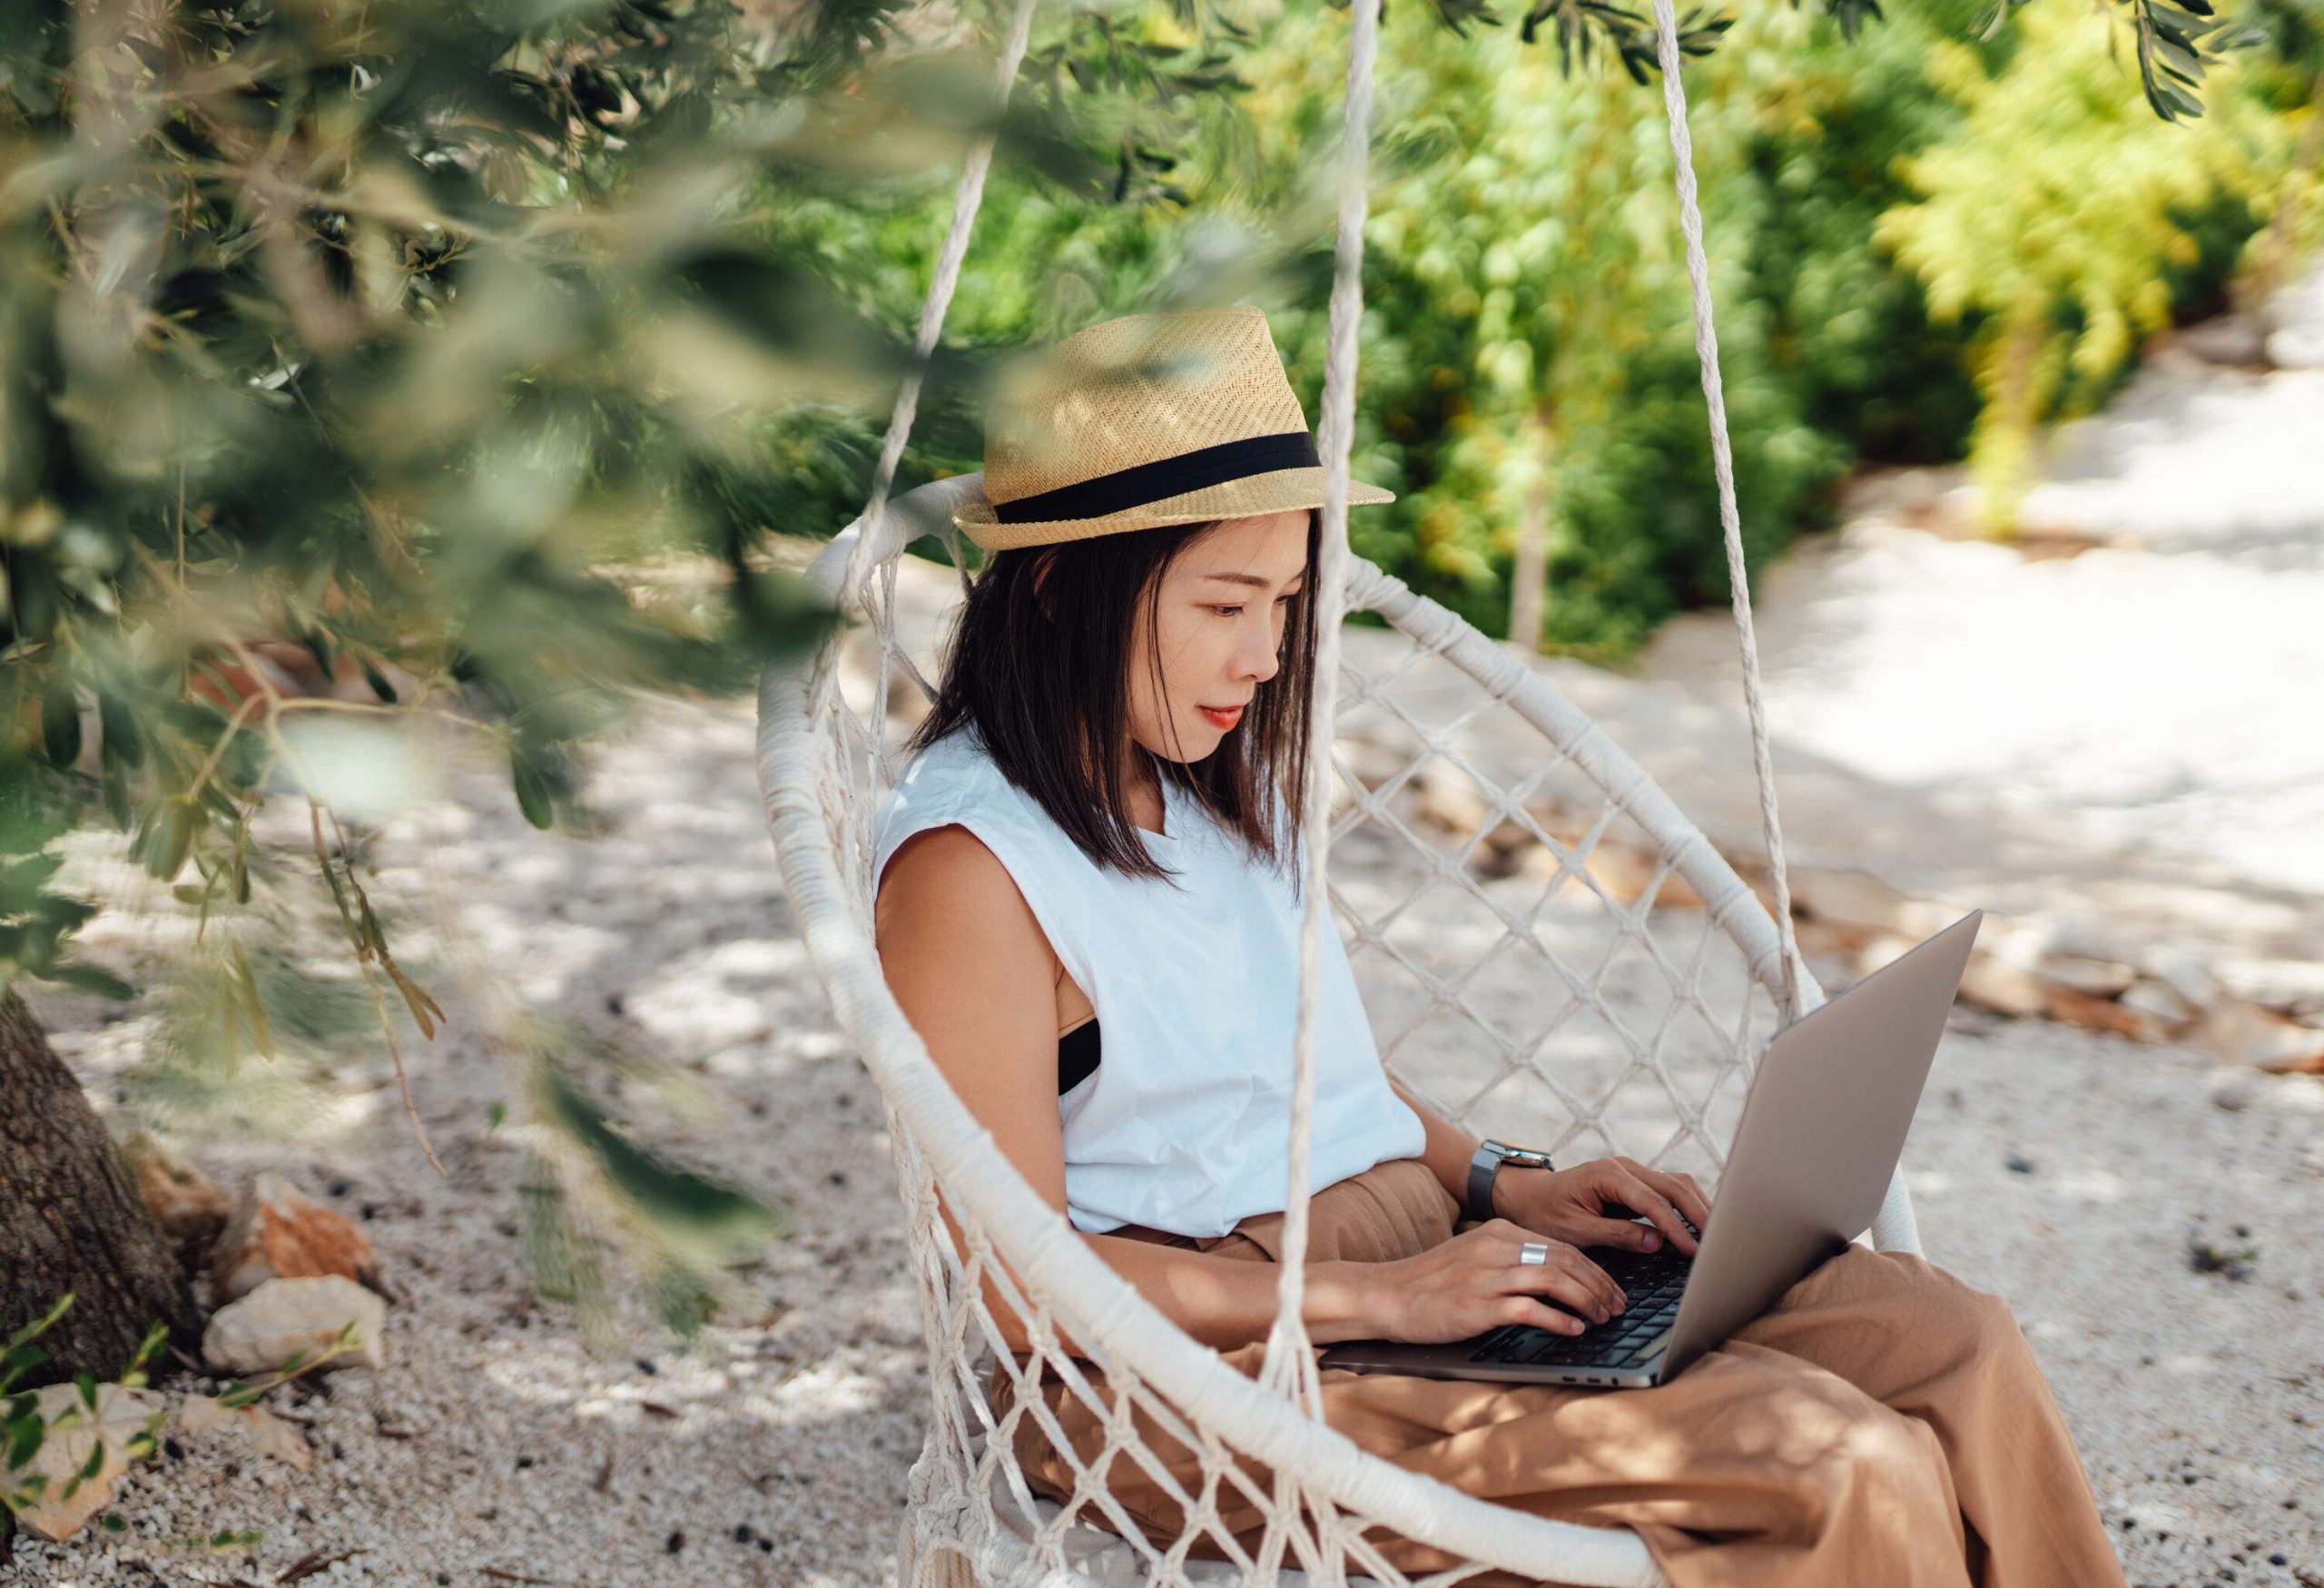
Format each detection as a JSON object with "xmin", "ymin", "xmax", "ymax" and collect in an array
[{"xmin": 1318, "ymin": 908, "xmax": 1983, "ymax": 1389}]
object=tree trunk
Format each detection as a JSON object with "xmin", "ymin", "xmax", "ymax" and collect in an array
[
  {"xmin": 1507, "ymin": 410, "xmax": 1555, "ymax": 656},
  {"xmin": 0, "ymin": 988, "xmax": 197, "ymax": 1386}
]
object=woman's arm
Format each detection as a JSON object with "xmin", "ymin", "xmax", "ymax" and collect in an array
[
  {"xmin": 1393, "ymin": 1080, "xmax": 1710, "ymax": 1256},
  {"xmin": 1390, "ymin": 1080, "xmax": 1489, "ymax": 1211},
  {"xmin": 875, "ymin": 824, "xmax": 1389, "ymax": 1356}
]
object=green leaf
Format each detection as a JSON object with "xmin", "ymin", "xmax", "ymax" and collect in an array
[
  {"xmin": 46, "ymin": 961, "xmax": 135, "ymax": 1001},
  {"xmin": 537, "ymin": 1064, "xmax": 788, "ymax": 1256},
  {"xmin": 5, "ymin": 1411, "xmax": 44, "ymax": 1473},
  {"xmin": 96, "ymin": 688, "xmax": 143, "ymax": 771},
  {"xmin": 2, "ymin": 1344, "xmax": 50, "ymax": 1394},
  {"xmin": 6, "ymin": 1295, "xmax": 74, "ymax": 1353},
  {"xmin": 510, "ymin": 750, "xmax": 554, "ymax": 830},
  {"xmin": 101, "ymin": 763, "xmax": 131, "ymax": 828},
  {"xmin": 39, "ymin": 681, "xmax": 79, "ymax": 767}
]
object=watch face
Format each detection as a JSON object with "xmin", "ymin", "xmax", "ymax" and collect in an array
[{"xmin": 1502, "ymin": 1148, "xmax": 1553, "ymax": 1169}]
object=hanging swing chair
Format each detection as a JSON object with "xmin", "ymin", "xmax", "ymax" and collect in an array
[{"xmin": 756, "ymin": 0, "xmax": 1922, "ymax": 1583}]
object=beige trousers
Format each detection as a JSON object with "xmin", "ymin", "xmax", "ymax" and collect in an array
[{"xmin": 992, "ymin": 1156, "xmax": 2126, "ymax": 1588}]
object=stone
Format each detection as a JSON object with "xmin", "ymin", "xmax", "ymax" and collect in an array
[
  {"xmin": 2190, "ymin": 1000, "xmax": 2324, "ymax": 1074},
  {"xmin": 120, "ymin": 1129, "xmax": 231, "ymax": 1272},
  {"xmin": 2119, "ymin": 978, "xmax": 2196, "ymax": 1030},
  {"xmin": 1409, "ymin": 762, "xmax": 1493, "ymax": 842},
  {"xmin": 202, "ymin": 1275, "xmax": 388, "ymax": 1376},
  {"xmin": 2208, "ymin": 1068, "xmax": 2262, "ymax": 1113},
  {"xmin": 2045, "ymin": 987, "xmax": 2166, "ymax": 1042},
  {"xmin": 210, "ymin": 1171, "xmax": 381, "ymax": 1304},
  {"xmin": 8, "ymin": 1382, "xmax": 165, "ymax": 1542},
  {"xmin": 2212, "ymin": 957, "xmax": 2324, "ymax": 1018},
  {"xmin": 2039, "ymin": 954, "xmax": 2139, "ymax": 1000},
  {"xmin": 1338, "ymin": 737, "xmax": 1407, "ymax": 794},
  {"xmin": 1960, "ymin": 950, "xmax": 2050, "ymax": 1020},
  {"xmin": 177, "ymin": 1395, "xmax": 313, "ymax": 1472},
  {"xmin": 2143, "ymin": 944, "xmax": 2221, "ymax": 1011},
  {"xmin": 1788, "ymin": 867, "xmax": 1951, "ymax": 938}
]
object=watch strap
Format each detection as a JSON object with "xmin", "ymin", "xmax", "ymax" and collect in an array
[{"xmin": 1465, "ymin": 1139, "xmax": 1553, "ymax": 1223}]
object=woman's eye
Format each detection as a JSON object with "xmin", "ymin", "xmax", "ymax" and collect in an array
[{"xmin": 1210, "ymin": 605, "xmax": 1244, "ymax": 617}]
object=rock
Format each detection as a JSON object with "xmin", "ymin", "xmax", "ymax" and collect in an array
[
  {"xmin": 177, "ymin": 1395, "xmax": 314, "ymax": 1472},
  {"xmin": 2190, "ymin": 1000, "xmax": 2324, "ymax": 1074},
  {"xmin": 2118, "ymin": 978, "xmax": 2196, "ymax": 1030},
  {"xmin": 121, "ymin": 1130, "xmax": 231, "ymax": 1272},
  {"xmin": 1788, "ymin": 868, "xmax": 1955, "ymax": 940},
  {"xmin": 1960, "ymin": 950, "xmax": 2050, "ymax": 1020},
  {"xmin": 1336, "ymin": 736, "xmax": 1408, "ymax": 795},
  {"xmin": 8, "ymin": 1382, "xmax": 165, "ymax": 1542},
  {"xmin": 1410, "ymin": 762, "xmax": 1492, "ymax": 842},
  {"xmin": 202, "ymin": 1276, "xmax": 387, "ymax": 1376},
  {"xmin": 1568, "ymin": 842, "xmax": 1704, "ymax": 910},
  {"xmin": 2143, "ymin": 944, "xmax": 2221, "ymax": 1011},
  {"xmin": 2044, "ymin": 987, "xmax": 2166, "ymax": 1041},
  {"xmin": 210, "ymin": 1171, "xmax": 381, "ymax": 1304},
  {"xmin": 2039, "ymin": 954, "xmax": 2139, "ymax": 1000},
  {"xmin": 2208, "ymin": 1068, "xmax": 2263, "ymax": 1113},
  {"xmin": 2211, "ymin": 956, "xmax": 2324, "ymax": 1019}
]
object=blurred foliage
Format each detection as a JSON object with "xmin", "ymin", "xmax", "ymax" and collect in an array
[
  {"xmin": 0, "ymin": 0, "xmax": 1018, "ymax": 1338},
  {"xmin": 509, "ymin": 1010, "xmax": 789, "ymax": 1343},
  {"xmin": 1877, "ymin": 0, "xmax": 2292, "ymax": 531},
  {"xmin": 848, "ymin": 0, "xmax": 2314, "ymax": 650}
]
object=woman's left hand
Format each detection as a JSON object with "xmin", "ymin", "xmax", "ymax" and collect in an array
[{"xmin": 1493, "ymin": 1156, "xmax": 1712, "ymax": 1258}]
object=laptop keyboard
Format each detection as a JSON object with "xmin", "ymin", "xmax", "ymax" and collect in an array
[{"xmin": 1465, "ymin": 1238, "xmax": 1693, "ymax": 1372}]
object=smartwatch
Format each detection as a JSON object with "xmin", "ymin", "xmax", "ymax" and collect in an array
[{"xmin": 1466, "ymin": 1139, "xmax": 1555, "ymax": 1224}]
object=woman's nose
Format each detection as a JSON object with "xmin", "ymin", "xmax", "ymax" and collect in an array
[{"xmin": 1239, "ymin": 622, "xmax": 1281, "ymax": 683}]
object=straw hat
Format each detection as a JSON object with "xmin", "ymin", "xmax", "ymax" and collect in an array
[{"xmin": 952, "ymin": 305, "xmax": 1394, "ymax": 551}]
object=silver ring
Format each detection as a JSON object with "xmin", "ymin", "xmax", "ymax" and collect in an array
[{"xmin": 1517, "ymin": 1241, "xmax": 1550, "ymax": 1267}]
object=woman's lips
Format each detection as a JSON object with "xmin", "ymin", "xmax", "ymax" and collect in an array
[{"xmin": 1198, "ymin": 704, "xmax": 1246, "ymax": 731}]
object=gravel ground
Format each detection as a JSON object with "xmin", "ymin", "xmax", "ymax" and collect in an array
[{"xmin": 8, "ymin": 686, "xmax": 2319, "ymax": 1588}]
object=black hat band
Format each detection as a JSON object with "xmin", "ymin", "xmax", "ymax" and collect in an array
[{"xmin": 993, "ymin": 430, "xmax": 1321, "ymax": 524}]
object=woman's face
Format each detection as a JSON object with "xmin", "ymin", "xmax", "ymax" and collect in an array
[{"xmin": 1127, "ymin": 508, "xmax": 1310, "ymax": 766}]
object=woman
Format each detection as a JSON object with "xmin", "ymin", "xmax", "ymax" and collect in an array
[{"xmin": 873, "ymin": 306, "xmax": 2125, "ymax": 1587}]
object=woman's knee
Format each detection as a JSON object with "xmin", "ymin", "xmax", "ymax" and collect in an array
[{"xmin": 1873, "ymin": 1251, "xmax": 2025, "ymax": 1355}]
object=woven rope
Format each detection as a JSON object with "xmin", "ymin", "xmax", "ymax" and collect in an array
[{"xmin": 1644, "ymin": 0, "xmax": 1809, "ymax": 1025}]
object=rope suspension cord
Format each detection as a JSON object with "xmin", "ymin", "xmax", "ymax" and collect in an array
[
  {"xmin": 1645, "ymin": 0, "xmax": 1811, "ymax": 1025},
  {"xmin": 1256, "ymin": 0, "xmax": 1387, "ymax": 1425},
  {"xmin": 808, "ymin": 0, "xmax": 1043, "ymax": 745}
]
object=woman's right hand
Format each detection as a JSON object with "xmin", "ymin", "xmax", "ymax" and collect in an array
[{"xmin": 1361, "ymin": 1219, "xmax": 1626, "ymax": 1345}]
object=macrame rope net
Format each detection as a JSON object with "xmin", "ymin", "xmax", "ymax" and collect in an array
[{"xmin": 755, "ymin": 0, "xmax": 1925, "ymax": 1582}]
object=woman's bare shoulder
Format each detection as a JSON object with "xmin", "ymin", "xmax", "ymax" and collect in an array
[{"xmin": 876, "ymin": 824, "xmax": 1052, "ymax": 969}]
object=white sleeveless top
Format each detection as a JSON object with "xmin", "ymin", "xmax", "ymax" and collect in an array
[{"xmin": 872, "ymin": 730, "xmax": 1426, "ymax": 1238}]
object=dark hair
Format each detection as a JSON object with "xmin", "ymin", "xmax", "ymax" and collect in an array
[{"xmin": 911, "ymin": 509, "xmax": 1322, "ymax": 881}]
